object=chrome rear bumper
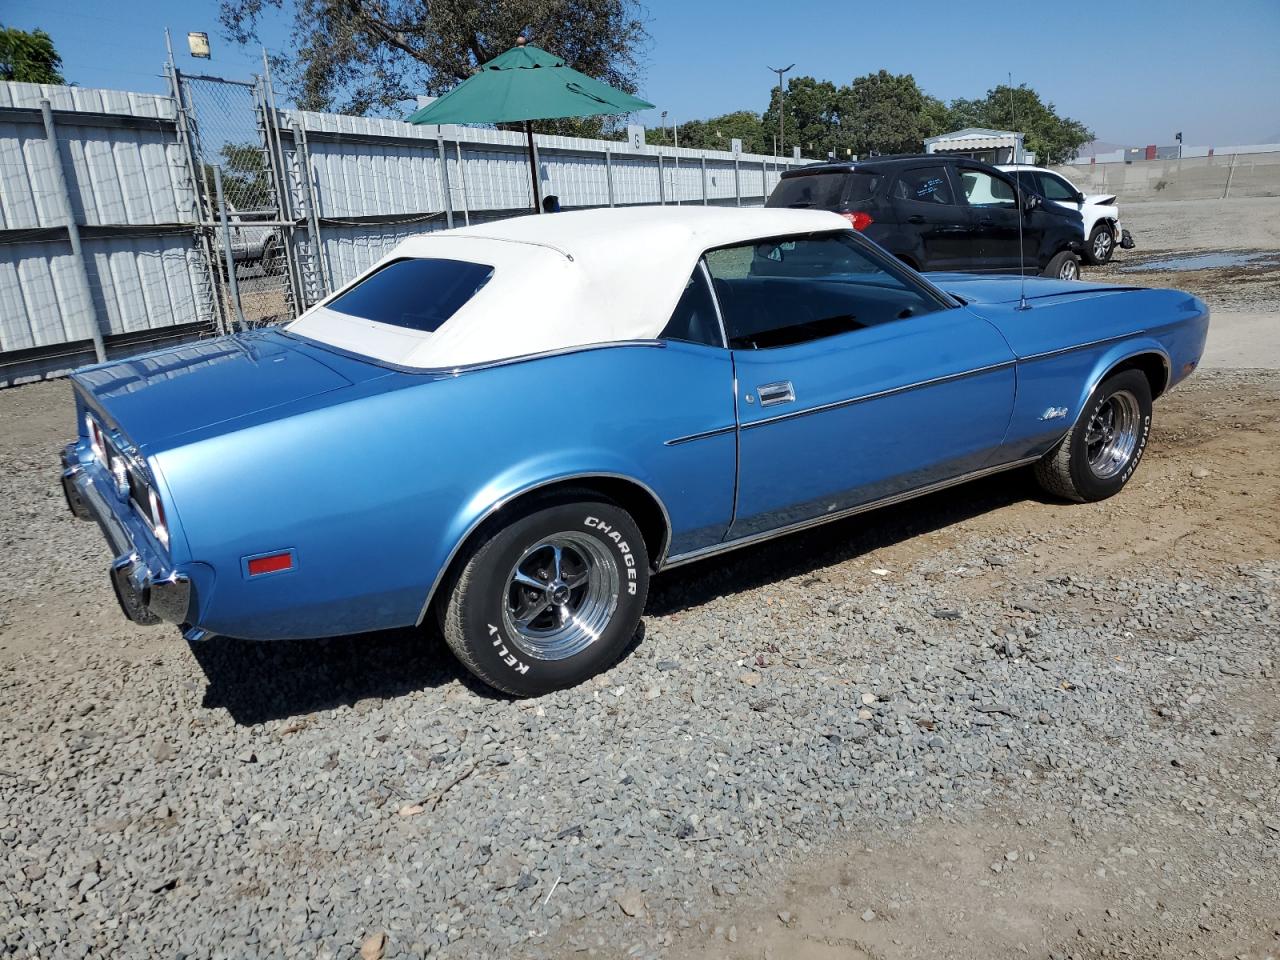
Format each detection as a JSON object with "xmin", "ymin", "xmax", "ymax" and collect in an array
[{"xmin": 61, "ymin": 442, "xmax": 191, "ymax": 628}]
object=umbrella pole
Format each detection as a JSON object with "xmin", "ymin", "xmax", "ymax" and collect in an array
[{"xmin": 524, "ymin": 120, "xmax": 543, "ymax": 213}]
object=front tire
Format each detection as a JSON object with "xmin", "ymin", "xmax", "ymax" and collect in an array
[
  {"xmin": 1033, "ymin": 369, "xmax": 1153, "ymax": 502},
  {"xmin": 439, "ymin": 492, "xmax": 650, "ymax": 697},
  {"xmin": 1085, "ymin": 224, "xmax": 1115, "ymax": 265},
  {"xmin": 1043, "ymin": 250, "xmax": 1081, "ymax": 280}
]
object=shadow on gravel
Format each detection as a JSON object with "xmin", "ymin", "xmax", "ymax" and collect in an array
[
  {"xmin": 190, "ymin": 627, "xmax": 479, "ymax": 725},
  {"xmin": 191, "ymin": 619, "xmax": 650, "ymax": 725},
  {"xmin": 647, "ymin": 469, "xmax": 1038, "ymax": 616}
]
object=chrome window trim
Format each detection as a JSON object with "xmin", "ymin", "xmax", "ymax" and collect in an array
[
  {"xmin": 413, "ymin": 472, "xmax": 674, "ymax": 627},
  {"xmin": 739, "ymin": 360, "xmax": 1017, "ymax": 431},
  {"xmin": 282, "ymin": 330, "xmax": 668, "ymax": 376},
  {"xmin": 660, "ymin": 455, "xmax": 1042, "ymax": 570},
  {"xmin": 697, "ymin": 258, "xmax": 730, "ymax": 349}
]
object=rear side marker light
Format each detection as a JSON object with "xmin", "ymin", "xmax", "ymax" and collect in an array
[{"xmin": 246, "ymin": 552, "xmax": 294, "ymax": 577}]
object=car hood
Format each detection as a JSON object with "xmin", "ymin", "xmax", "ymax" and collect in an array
[
  {"xmin": 1084, "ymin": 193, "xmax": 1118, "ymax": 207},
  {"xmin": 72, "ymin": 330, "xmax": 383, "ymax": 451},
  {"xmin": 930, "ymin": 273, "xmax": 1141, "ymax": 305}
]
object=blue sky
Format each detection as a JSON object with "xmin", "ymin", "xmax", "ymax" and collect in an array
[{"xmin": 5, "ymin": 0, "xmax": 1279, "ymax": 147}]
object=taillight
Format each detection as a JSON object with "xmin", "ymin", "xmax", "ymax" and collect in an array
[
  {"xmin": 148, "ymin": 488, "xmax": 170, "ymax": 550},
  {"xmin": 86, "ymin": 414, "xmax": 105, "ymax": 462},
  {"xmin": 840, "ymin": 211, "xmax": 874, "ymax": 231}
]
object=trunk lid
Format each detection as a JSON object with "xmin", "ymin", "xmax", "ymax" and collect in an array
[{"xmin": 72, "ymin": 330, "xmax": 379, "ymax": 450}]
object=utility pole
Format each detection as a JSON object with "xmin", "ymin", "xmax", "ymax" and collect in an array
[{"xmin": 768, "ymin": 63, "xmax": 794, "ymax": 159}]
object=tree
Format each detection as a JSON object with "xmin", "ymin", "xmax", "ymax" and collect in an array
[
  {"xmin": 762, "ymin": 76, "xmax": 839, "ymax": 158},
  {"xmin": 0, "ymin": 25, "xmax": 65, "ymax": 84},
  {"xmin": 675, "ymin": 111, "xmax": 768, "ymax": 154},
  {"xmin": 839, "ymin": 70, "xmax": 938, "ymax": 158},
  {"xmin": 947, "ymin": 84, "xmax": 1092, "ymax": 165},
  {"xmin": 219, "ymin": 0, "xmax": 649, "ymax": 130}
]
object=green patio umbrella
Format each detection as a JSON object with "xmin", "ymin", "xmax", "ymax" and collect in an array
[{"xmin": 407, "ymin": 37, "xmax": 654, "ymax": 212}]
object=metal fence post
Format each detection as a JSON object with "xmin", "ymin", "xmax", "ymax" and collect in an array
[
  {"xmin": 259, "ymin": 51, "xmax": 305, "ymax": 317},
  {"xmin": 436, "ymin": 131, "xmax": 455, "ymax": 228},
  {"xmin": 734, "ymin": 155, "xmax": 741, "ymax": 207},
  {"xmin": 762, "ymin": 159, "xmax": 768, "ymax": 202},
  {"xmin": 605, "ymin": 149, "xmax": 615, "ymax": 207},
  {"xmin": 292, "ymin": 120, "xmax": 332, "ymax": 295},
  {"xmin": 455, "ymin": 140, "xmax": 471, "ymax": 226},
  {"xmin": 39, "ymin": 99, "xmax": 106, "ymax": 363},
  {"xmin": 167, "ymin": 64, "xmax": 228, "ymax": 336},
  {"xmin": 657, "ymin": 153, "xmax": 666, "ymax": 204},
  {"xmin": 212, "ymin": 165, "xmax": 248, "ymax": 330},
  {"xmin": 700, "ymin": 156, "xmax": 708, "ymax": 206}
]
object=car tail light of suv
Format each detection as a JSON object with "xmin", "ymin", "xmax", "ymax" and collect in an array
[{"xmin": 841, "ymin": 211, "xmax": 874, "ymax": 231}]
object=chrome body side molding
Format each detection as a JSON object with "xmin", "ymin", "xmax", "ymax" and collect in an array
[{"xmin": 660, "ymin": 455, "xmax": 1041, "ymax": 570}]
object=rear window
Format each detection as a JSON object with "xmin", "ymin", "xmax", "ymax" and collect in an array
[
  {"xmin": 327, "ymin": 257, "xmax": 493, "ymax": 332},
  {"xmin": 768, "ymin": 172, "xmax": 880, "ymax": 209}
]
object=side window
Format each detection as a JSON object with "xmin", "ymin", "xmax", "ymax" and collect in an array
[
  {"xmin": 703, "ymin": 233, "xmax": 945, "ymax": 350},
  {"xmin": 1011, "ymin": 170, "xmax": 1039, "ymax": 195},
  {"xmin": 1039, "ymin": 173, "xmax": 1078, "ymax": 202},
  {"xmin": 891, "ymin": 166, "xmax": 955, "ymax": 205},
  {"xmin": 658, "ymin": 267, "xmax": 723, "ymax": 347},
  {"xmin": 958, "ymin": 169, "xmax": 1017, "ymax": 208}
]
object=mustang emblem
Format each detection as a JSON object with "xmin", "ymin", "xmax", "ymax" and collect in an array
[{"xmin": 1040, "ymin": 406, "xmax": 1069, "ymax": 421}]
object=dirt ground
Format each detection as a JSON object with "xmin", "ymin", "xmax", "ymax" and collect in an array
[
  {"xmin": 647, "ymin": 369, "xmax": 1280, "ymax": 960},
  {"xmin": 641, "ymin": 196, "xmax": 1280, "ymax": 960},
  {"xmin": 1, "ymin": 196, "xmax": 1277, "ymax": 960}
]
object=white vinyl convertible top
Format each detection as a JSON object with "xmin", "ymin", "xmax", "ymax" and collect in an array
[{"xmin": 287, "ymin": 206, "xmax": 849, "ymax": 368}]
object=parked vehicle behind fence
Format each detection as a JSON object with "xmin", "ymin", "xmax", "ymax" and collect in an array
[
  {"xmin": 767, "ymin": 155, "xmax": 1085, "ymax": 280},
  {"xmin": 60, "ymin": 207, "xmax": 1207, "ymax": 697}
]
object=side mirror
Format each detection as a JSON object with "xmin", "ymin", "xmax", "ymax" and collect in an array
[{"xmin": 1023, "ymin": 193, "xmax": 1041, "ymax": 212}]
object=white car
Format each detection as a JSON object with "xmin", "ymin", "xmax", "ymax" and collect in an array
[{"xmin": 999, "ymin": 165, "xmax": 1134, "ymax": 265}]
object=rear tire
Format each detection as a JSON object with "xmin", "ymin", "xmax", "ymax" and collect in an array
[
  {"xmin": 1085, "ymin": 224, "xmax": 1115, "ymax": 265},
  {"xmin": 1043, "ymin": 250, "xmax": 1080, "ymax": 280},
  {"xmin": 1033, "ymin": 369, "xmax": 1153, "ymax": 502},
  {"xmin": 438, "ymin": 492, "xmax": 649, "ymax": 697}
]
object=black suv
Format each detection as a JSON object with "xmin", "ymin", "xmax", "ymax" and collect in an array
[{"xmin": 766, "ymin": 155, "xmax": 1084, "ymax": 279}]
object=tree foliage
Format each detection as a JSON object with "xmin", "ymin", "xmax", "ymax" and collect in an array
[
  {"xmin": 947, "ymin": 84, "xmax": 1092, "ymax": 165},
  {"xmin": 670, "ymin": 110, "xmax": 767, "ymax": 153},
  {"xmin": 219, "ymin": 0, "xmax": 648, "ymax": 132},
  {"xmin": 0, "ymin": 24, "xmax": 65, "ymax": 84}
]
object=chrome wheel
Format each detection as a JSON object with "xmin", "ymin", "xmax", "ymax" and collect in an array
[
  {"xmin": 1085, "ymin": 389, "xmax": 1141, "ymax": 479},
  {"xmin": 1092, "ymin": 229, "xmax": 1114, "ymax": 262},
  {"xmin": 1059, "ymin": 257, "xmax": 1080, "ymax": 280},
  {"xmin": 501, "ymin": 532, "xmax": 619, "ymax": 661}
]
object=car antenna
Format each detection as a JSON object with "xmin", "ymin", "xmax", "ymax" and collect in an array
[{"xmin": 1009, "ymin": 73, "xmax": 1030, "ymax": 311}]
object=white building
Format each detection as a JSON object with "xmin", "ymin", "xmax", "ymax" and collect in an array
[{"xmin": 924, "ymin": 128, "xmax": 1031, "ymax": 165}]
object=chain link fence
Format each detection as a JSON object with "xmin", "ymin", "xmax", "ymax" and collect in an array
[{"xmin": 176, "ymin": 72, "xmax": 298, "ymax": 329}]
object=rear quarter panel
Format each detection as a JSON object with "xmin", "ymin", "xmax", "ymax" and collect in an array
[{"xmin": 155, "ymin": 342, "xmax": 736, "ymax": 640}]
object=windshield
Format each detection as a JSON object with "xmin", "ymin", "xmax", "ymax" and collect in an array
[
  {"xmin": 325, "ymin": 257, "xmax": 493, "ymax": 332},
  {"xmin": 768, "ymin": 172, "xmax": 880, "ymax": 209}
]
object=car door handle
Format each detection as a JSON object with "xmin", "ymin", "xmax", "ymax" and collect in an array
[
  {"xmin": 756, "ymin": 381, "xmax": 795, "ymax": 407},
  {"xmin": 906, "ymin": 215, "xmax": 925, "ymax": 224}
]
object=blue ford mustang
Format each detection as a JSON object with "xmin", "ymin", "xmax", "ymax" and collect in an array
[{"xmin": 59, "ymin": 207, "xmax": 1208, "ymax": 696}]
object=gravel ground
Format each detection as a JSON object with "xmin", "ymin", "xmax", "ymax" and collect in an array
[
  {"xmin": 3, "ymin": 195, "xmax": 1279, "ymax": 959},
  {"xmin": 1, "ymin": 365, "xmax": 1278, "ymax": 959}
]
